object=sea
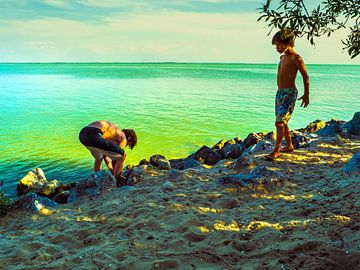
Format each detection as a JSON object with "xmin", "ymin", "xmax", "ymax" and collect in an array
[{"xmin": 1, "ymin": 63, "xmax": 359, "ymax": 196}]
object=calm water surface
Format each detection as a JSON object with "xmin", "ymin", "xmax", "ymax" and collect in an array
[{"xmin": 1, "ymin": 63, "xmax": 359, "ymax": 195}]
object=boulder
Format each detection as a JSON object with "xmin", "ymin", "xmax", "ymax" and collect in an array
[
  {"xmin": 220, "ymin": 143, "xmax": 242, "ymax": 159},
  {"xmin": 233, "ymin": 154, "xmax": 256, "ymax": 170},
  {"xmin": 169, "ymin": 158, "xmax": 185, "ymax": 170},
  {"xmin": 17, "ymin": 168, "xmax": 48, "ymax": 196},
  {"xmin": 241, "ymin": 133, "xmax": 264, "ymax": 151},
  {"xmin": 219, "ymin": 166, "xmax": 285, "ymax": 188},
  {"xmin": 126, "ymin": 165, "xmax": 156, "ymax": 186},
  {"xmin": 150, "ymin": 155, "xmax": 171, "ymax": 170},
  {"xmin": 299, "ymin": 120, "xmax": 326, "ymax": 133},
  {"xmin": 16, "ymin": 192, "xmax": 58, "ymax": 211},
  {"xmin": 343, "ymin": 152, "xmax": 360, "ymax": 173},
  {"xmin": 317, "ymin": 119, "xmax": 345, "ymax": 136},
  {"xmin": 291, "ymin": 131, "xmax": 310, "ymax": 149},
  {"xmin": 244, "ymin": 140, "xmax": 273, "ymax": 154},
  {"xmin": 190, "ymin": 145, "xmax": 222, "ymax": 165},
  {"xmin": 139, "ymin": 159, "xmax": 151, "ymax": 166},
  {"xmin": 346, "ymin": 112, "xmax": 360, "ymax": 135},
  {"xmin": 67, "ymin": 170, "xmax": 117, "ymax": 203},
  {"xmin": 183, "ymin": 158, "xmax": 201, "ymax": 169},
  {"xmin": 264, "ymin": 131, "xmax": 276, "ymax": 141}
]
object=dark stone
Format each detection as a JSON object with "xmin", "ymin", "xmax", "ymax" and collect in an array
[
  {"xmin": 343, "ymin": 152, "xmax": 360, "ymax": 173},
  {"xmin": 347, "ymin": 112, "xmax": 360, "ymax": 135},
  {"xmin": 139, "ymin": 159, "xmax": 150, "ymax": 166},
  {"xmin": 290, "ymin": 131, "xmax": 310, "ymax": 149},
  {"xmin": 241, "ymin": 133, "xmax": 264, "ymax": 151},
  {"xmin": 264, "ymin": 131, "xmax": 276, "ymax": 141},
  {"xmin": 219, "ymin": 166, "xmax": 285, "ymax": 188},
  {"xmin": 212, "ymin": 139, "xmax": 227, "ymax": 151},
  {"xmin": 67, "ymin": 170, "xmax": 117, "ymax": 203},
  {"xmin": 317, "ymin": 119, "xmax": 345, "ymax": 136},
  {"xmin": 220, "ymin": 143, "xmax": 242, "ymax": 159},
  {"xmin": 234, "ymin": 154, "xmax": 256, "ymax": 170},
  {"xmin": 298, "ymin": 120, "xmax": 326, "ymax": 133},
  {"xmin": 150, "ymin": 155, "xmax": 171, "ymax": 170},
  {"xmin": 15, "ymin": 193, "xmax": 58, "ymax": 211},
  {"xmin": 169, "ymin": 158, "xmax": 185, "ymax": 170},
  {"xmin": 190, "ymin": 145, "xmax": 222, "ymax": 165},
  {"xmin": 244, "ymin": 140, "xmax": 273, "ymax": 154},
  {"xmin": 183, "ymin": 158, "xmax": 201, "ymax": 169}
]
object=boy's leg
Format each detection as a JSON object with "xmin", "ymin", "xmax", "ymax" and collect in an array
[
  {"xmin": 104, "ymin": 156, "xmax": 114, "ymax": 175},
  {"xmin": 94, "ymin": 159, "xmax": 102, "ymax": 172},
  {"xmin": 265, "ymin": 122, "xmax": 284, "ymax": 160},
  {"xmin": 281, "ymin": 124, "xmax": 294, "ymax": 152},
  {"xmin": 114, "ymin": 153, "xmax": 127, "ymax": 186}
]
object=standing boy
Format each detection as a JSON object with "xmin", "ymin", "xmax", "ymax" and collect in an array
[
  {"xmin": 265, "ymin": 29, "xmax": 310, "ymax": 160},
  {"xmin": 79, "ymin": 120, "xmax": 137, "ymax": 186}
]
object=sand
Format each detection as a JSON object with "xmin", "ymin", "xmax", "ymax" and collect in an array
[{"xmin": 1, "ymin": 135, "xmax": 360, "ymax": 270}]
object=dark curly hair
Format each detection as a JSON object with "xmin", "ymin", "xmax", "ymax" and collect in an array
[
  {"xmin": 272, "ymin": 29, "xmax": 296, "ymax": 47},
  {"xmin": 122, "ymin": 129, "xmax": 137, "ymax": 149}
]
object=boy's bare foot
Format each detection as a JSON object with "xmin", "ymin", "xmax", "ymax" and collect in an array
[
  {"xmin": 264, "ymin": 152, "xmax": 280, "ymax": 161},
  {"xmin": 279, "ymin": 147, "xmax": 294, "ymax": 153}
]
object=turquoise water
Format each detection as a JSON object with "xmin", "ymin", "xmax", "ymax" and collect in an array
[{"xmin": 1, "ymin": 63, "xmax": 359, "ymax": 195}]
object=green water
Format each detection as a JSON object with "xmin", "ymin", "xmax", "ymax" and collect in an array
[{"xmin": 1, "ymin": 63, "xmax": 359, "ymax": 195}]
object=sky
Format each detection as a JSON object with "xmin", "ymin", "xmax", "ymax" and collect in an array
[{"xmin": 0, "ymin": 0, "xmax": 359, "ymax": 64}]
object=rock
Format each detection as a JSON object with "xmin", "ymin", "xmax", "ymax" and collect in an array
[
  {"xmin": 183, "ymin": 158, "xmax": 201, "ymax": 169},
  {"xmin": 299, "ymin": 120, "xmax": 326, "ymax": 133},
  {"xmin": 139, "ymin": 159, "xmax": 150, "ymax": 166},
  {"xmin": 40, "ymin": 179, "xmax": 60, "ymax": 196},
  {"xmin": 67, "ymin": 170, "xmax": 116, "ymax": 203},
  {"xmin": 16, "ymin": 193, "xmax": 58, "ymax": 211},
  {"xmin": 17, "ymin": 168, "xmax": 48, "ymax": 196},
  {"xmin": 291, "ymin": 131, "xmax": 310, "ymax": 149},
  {"xmin": 346, "ymin": 112, "xmax": 360, "ymax": 135},
  {"xmin": 343, "ymin": 152, "xmax": 360, "ymax": 173},
  {"xmin": 244, "ymin": 140, "xmax": 273, "ymax": 154},
  {"xmin": 264, "ymin": 131, "xmax": 276, "ymax": 141},
  {"xmin": 317, "ymin": 119, "xmax": 345, "ymax": 136},
  {"xmin": 241, "ymin": 133, "xmax": 264, "ymax": 151},
  {"xmin": 126, "ymin": 165, "xmax": 156, "ymax": 186},
  {"xmin": 233, "ymin": 154, "xmax": 256, "ymax": 170},
  {"xmin": 220, "ymin": 143, "xmax": 242, "ymax": 159},
  {"xmin": 212, "ymin": 139, "xmax": 227, "ymax": 151},
  {"xmin": 169, "ymin": 158, "xmax": 185, "ymax": 170},
  {"xmin": 162, "ymin": 181, "xmax": 175, "ymax": 192},
  {"xmin": 150, "ymin": 155, "xmax": 171, "ymax": 170},
  {"xmin": 219, "ymin": 166, "xmax": 285, "ymax": 188},
  {"xmin": 190, "ymin": 145, "xmax": 222, "ymax": 165}
]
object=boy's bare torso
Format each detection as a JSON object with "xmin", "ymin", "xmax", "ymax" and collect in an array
[{"xmin": 277, "ymin": 52, "xmax": 300, "ymax": 89}]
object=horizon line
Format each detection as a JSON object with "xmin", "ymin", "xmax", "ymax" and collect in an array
[{"xmin": 1, "ymin": 61, "xmax": 359, "ymax": 65}]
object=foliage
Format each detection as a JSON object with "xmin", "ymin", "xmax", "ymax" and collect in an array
[
  {"xmin": 0, "ymin": 190, "xmax": 13, "ymax": 218},
  {"xmin": 258, "ymin": 0, "xmax": 360, "ymax": 58}
]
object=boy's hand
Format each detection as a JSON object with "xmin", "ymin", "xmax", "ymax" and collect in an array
[{"xmin": 298, "ymin": 94, "xmax": 309, "ymax": 108}]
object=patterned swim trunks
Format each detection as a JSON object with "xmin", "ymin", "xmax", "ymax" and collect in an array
[{"xmin": 275, "ymin": 87, "xmax": 298, "ymax": 124}]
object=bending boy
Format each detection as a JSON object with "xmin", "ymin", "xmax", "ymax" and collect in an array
[{"xmin": 79, "ymin": 120, "xmax": 137, "ymax": 186}]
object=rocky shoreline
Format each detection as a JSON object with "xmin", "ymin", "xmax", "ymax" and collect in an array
[{"xmin": 0, "ymin": 112, "xmax": 359, "ymax": 269}]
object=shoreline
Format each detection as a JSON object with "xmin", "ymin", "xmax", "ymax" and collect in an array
[{"xmin": 1, "ymin": 113, "xmax": 360, "ymax": 269}]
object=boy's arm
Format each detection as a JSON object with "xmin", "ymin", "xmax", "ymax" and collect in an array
[{"xmin": 295, "ymin": 55, "xmax": 310, "ymax": 108}]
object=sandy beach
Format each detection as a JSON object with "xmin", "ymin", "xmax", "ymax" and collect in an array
[{"xmin": 1, "ymin": 128, "xmax": 360, "ymax": 270}]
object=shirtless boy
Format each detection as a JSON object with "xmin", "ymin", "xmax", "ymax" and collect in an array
[
  {"xmin": 79, "ymin": 120, "xmax": 137, "ymax": 186},
  {"xmin": 265, "ymin": 29, "xmax": 310, "ymax": 160}
]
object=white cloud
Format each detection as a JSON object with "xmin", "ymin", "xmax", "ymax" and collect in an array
[
  {"xmin": 41, "ymin": 0, "xmax": 71, "ymax": 8},
  {"xmin": 0, "ymin": 11, "xmax": 358, "ymax": 63}
]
